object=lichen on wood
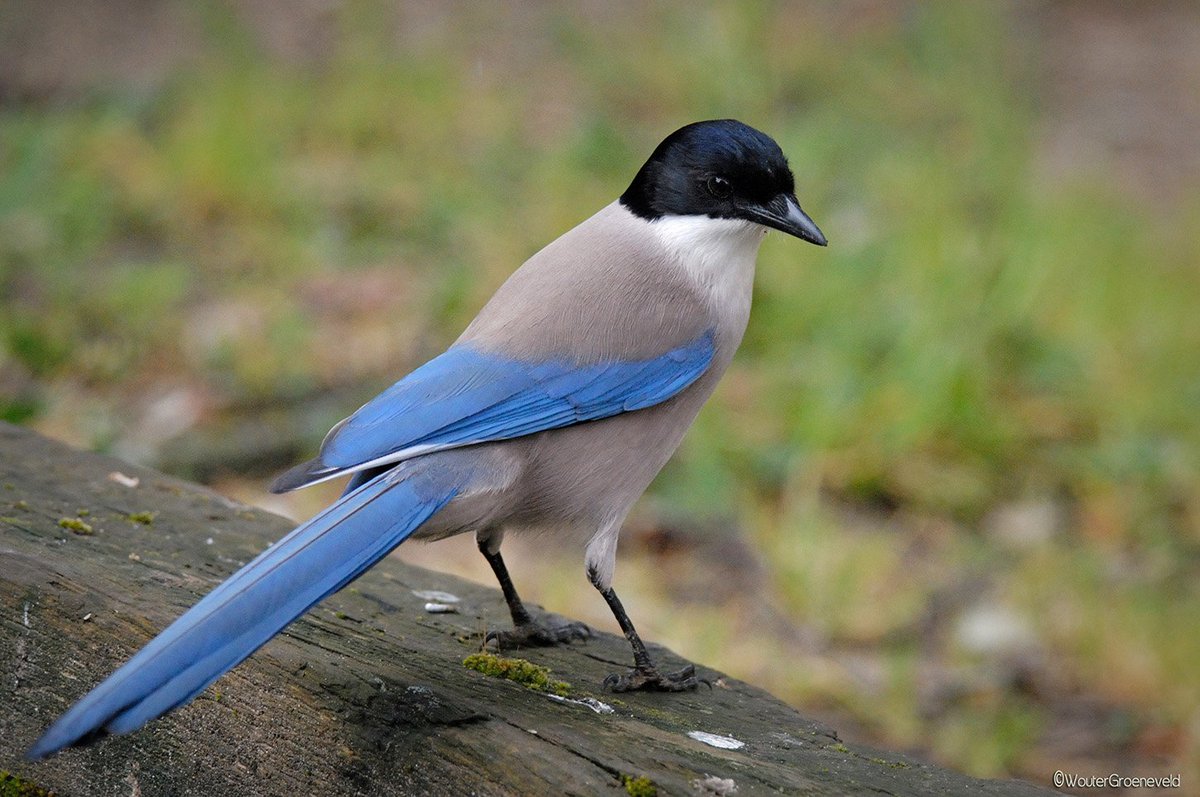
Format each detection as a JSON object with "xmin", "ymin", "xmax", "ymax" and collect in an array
[{"xmin": 462, "ymin": 652, "xmax": 571, "ymax": 696}]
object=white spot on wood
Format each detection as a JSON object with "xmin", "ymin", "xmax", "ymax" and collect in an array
[
  {"xmin": 690, "ymin": 774, "xmax": 739, "ymax": 795},
  {"xmin": 423, "ymin": 602, "xmax": 458, "ymax": 614},
  {"xmin": 107, "ymin": 471, "xmax": 140, "ymax": 488},
  {"xmin": 22, "ymin": 602, "xmax": 29, "ymax": 627},
  {"xmin": 412, "ymin": 589, "xmax": 460, "ymax": 603},
  {"xmin": 125, "ymin": 759, "xmax": 142, "ymax": 797},
  {"xmin": 546, "ymin": 694, "xmax": 615, "ymax": 715},
  {"xmin": 688, "ymin": 731, "xmax": 745, "ymax": 750}
]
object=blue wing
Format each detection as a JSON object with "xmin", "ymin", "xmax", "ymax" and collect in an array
[{"xmin": 271, "ymin": 331, "xmax": 715, "ymax": 492}]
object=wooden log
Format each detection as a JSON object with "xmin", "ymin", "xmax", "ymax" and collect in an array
[{"xmin": 0, "ymin": 423, "xmax": 1049, "ymax": 796}]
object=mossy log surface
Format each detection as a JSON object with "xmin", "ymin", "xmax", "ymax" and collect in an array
[{"xmin": 0, "ymin": 423, "xmax": 1050, "ymax": 796}]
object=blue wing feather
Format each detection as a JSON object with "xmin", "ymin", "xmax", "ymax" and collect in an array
[
  {"xmin": 318, "ymin": 331, "xmax": 715, "ymax": 473},
  {"xmin": 27, "ymin": 459, "xmax": 468, "ymax": 758}
]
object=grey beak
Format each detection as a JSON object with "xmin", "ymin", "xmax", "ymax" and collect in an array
[{"xmin": 747, "ymin": 193, "xmax": 827, "ymax": 246}]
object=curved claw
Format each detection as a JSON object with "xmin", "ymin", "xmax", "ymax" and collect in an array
[
  {"xmin": 486, "ymin": 619, "xmax": 592, "ymax": 650},
  {"xmin": 603, "ymin": 663, "xmax": 702, "ymax": 693}
]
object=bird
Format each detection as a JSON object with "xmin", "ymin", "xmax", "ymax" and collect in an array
[{"xmin": 28, "ymin": 118, "xmax": 826, "ymax": 759}]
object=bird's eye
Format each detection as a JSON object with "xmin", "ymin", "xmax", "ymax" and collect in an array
[{"xmin": 705, "ymin": 176, "xmax": 732, "ymax": 199}]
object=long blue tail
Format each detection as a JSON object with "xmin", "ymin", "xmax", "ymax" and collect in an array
[{"xmin": 28, "ymin": 459, "xmax": 463, "ymax": 759}]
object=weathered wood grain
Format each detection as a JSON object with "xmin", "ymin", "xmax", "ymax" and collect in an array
[{"xmin": 0, "ymin": 423, "xmax": 1050, "ymax": 796}]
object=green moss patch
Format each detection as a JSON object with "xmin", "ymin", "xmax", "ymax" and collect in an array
[
  {"xmin": 57, "ymin": 517, "xmax": 93, "ymax": 535},
  {"xmin": 0, "ymin": 770, "xmax": 57, "ymax": 797},
  {"xmin": 621, "ymin": 774, "xmax": 657, "ymax": 797},
  {"xmin": 462, "ymin": 652, "xmax": 570, "ymax": 696}
]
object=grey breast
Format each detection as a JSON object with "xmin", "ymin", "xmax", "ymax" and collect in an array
[{"xmin": 454, "ymin": 203, "xmax": 748, "ymax": 533}]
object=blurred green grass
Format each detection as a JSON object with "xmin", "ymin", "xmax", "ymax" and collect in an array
[{"xmin": 2, "ymin": 0, "xmax": 1198, "ymax": 782}]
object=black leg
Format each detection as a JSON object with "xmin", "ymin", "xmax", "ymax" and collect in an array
[
  {"xmin": 478, "ymin": 540, "xmax": 535, "ymax": 627},
  {"xmin": 478, "ymin": 538, "xmax": 590, "ymax": 648},
  {"xmin": 592, "ymin": 577, "xmax": 702, "ymax": 693}
]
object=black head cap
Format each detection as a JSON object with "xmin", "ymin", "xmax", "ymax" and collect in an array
[{"xmin": 620, "ymin": 119, "xmax": 826, "ymax": 246}]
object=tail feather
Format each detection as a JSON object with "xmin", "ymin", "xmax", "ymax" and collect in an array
[{"xmin": 28, "ymin": 459, "xmax": 464, "ymax": 760}]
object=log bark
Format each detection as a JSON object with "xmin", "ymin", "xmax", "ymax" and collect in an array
[{"xmin": 0, "ymin": 423, "xmax": 1049, "ymax": 796}]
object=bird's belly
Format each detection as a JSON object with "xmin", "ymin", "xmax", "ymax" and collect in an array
[{"xmin": 497, "ymin": 368, "xmax": 722, "ymax": 536}]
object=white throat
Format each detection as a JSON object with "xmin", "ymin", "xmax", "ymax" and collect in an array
[{"xmin": 649, "ymin": 214, "xmax": 766, "ymax": 312}]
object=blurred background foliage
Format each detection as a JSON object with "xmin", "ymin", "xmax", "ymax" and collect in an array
[{"xmin": 2, "ymin": 0, "xmax": 1198, "ymax": 788}]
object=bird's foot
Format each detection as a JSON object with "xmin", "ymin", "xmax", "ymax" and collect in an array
[
  {"xmin": 486, "ymin": 618, "xmax": 592, "ymax": 649},
  {"xmin": 603, "ymin": 663, "xmax": 706, "ymax": 692}
]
